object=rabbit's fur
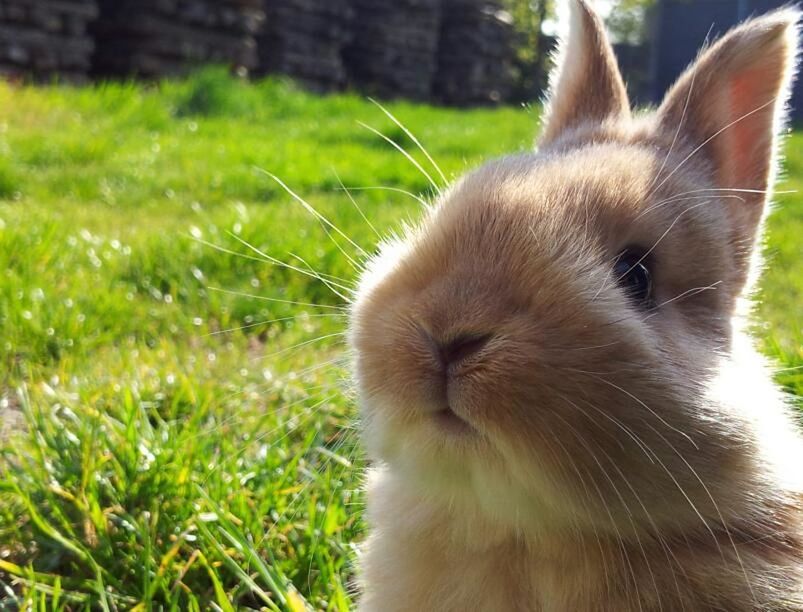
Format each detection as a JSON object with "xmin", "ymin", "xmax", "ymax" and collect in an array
[{"xmin": 349, "ymin": 1, "xmax": 803, "ymax": 609}]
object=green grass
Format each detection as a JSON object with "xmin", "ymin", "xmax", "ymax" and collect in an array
[{"xmin": 0, "ymin": 67, "xmax": 800, "ymax": 609}]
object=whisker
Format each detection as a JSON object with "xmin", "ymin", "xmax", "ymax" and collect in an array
[
  {"xmin": 204, "ymin": 312, "xmax": 345, "ymax": 337},
  {"xmin": 644, "ymin": 282, "xmax": 722, "ymax": 318},
  {"xmin": 290, "ymin": 355, "xmax": 351, "ymax": 381},
  {"xmin": 197, "ymin": 384, "xmax": 337, "ymax": 440},
  {"xmin": 551, "ymin": 411, "xmax": 647, "ymax": 612},
  {"xmin": 256, "ymin": 426, "xmax": 359, "ymax": 557},
  {"xmin": 304, "ymin": 429, "xmax": 361, "ymax": 587},
  {"xmin": 356, "ymin": 121, "xmax": 440, "ymax": 194},
  {"xmin": 259, "ymin": 332, "xmax": 346, "ymax": 361},
  {"xmin": 636, "ymin": 193, "xmax": 745, "ymax": 221},
  {"xmin": 649, "ymin": 45, "xmax": 700, "ymax": 193},
  {"xmin": 580, "ymin": 376, "xmax": 739, "ymax": 591},
  {"xmin": 603, "ymin": 451, "xmax": 689, "ymax": 609},
  {"xmin": 557, "ymin": 393, "xmax": 626, "ymax": 452},
  {"xmin": 190, "ymin": 235, "xmax": 271, "ymax": 264},
  {"xmin": 646, "ymin": 424, "xmax": 759, "ymax": 606},
  {"xmin": 600, "ymin": 201, "xmax": 710, "ymax": 300},
  {"xmin": 288, "ymin": 249, "xmax": 356, "ymax": 301},
  {"xmin": 774, "ymin": 364, "xmax": 803, "ymax": 373},
  {"xmin": 566, "ymin": 340, "xmax": 622, "ymax": 352},
  {"xmin": 333, "ymin": 172, "xmax": 382, "ymax": 240},
  {"xmin": 648, "ymin": 97, "xmax": 778, "ymax": 199},
  {"xmin": 368, "ymin": 97, "xmax": 448, "ymax": 186},
  {"xmin": 334, "ymin": 185, "xmax": 429, "ymax": 207},
  {"xmin": 227, "ymin": 232, "xmax": 354, "ymax": 299},
  {"xmin": 201, "ymin": 393, "xmax": 340, "ymax": 483},
  {"xmin": 547, "ymin": 432, "xmax": 614, "ymax": 600},
  {"xmin": 566, "ymin": 395, "xmax": 658, "ymax": 464},
  {"xmin": 229, "ymin": 232, "xmax": 352, "ymax": 285},
  {"xmin": 257, "ymin": 169, "xmax": 370, "ymax": 258},
  {"xmin": 583, "ymin": 372, "xmax": 699, "ymax": 450},
  {"xmin": 206, "ymin": 287, "xmax": 348, "ymax": 311}
]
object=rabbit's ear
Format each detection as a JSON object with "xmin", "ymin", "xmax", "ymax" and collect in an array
[
  {"xmin": 656, "ymin": 9, "xmax": 799, "ymax": 251},
  {"xmin": 538, "ymin": 0, "xmax": 630, "ymax": 145}
]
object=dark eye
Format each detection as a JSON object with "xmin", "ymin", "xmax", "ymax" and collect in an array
[{"xmin": 614, "ymin": 249, "xmax": 653, "ymax": 306}]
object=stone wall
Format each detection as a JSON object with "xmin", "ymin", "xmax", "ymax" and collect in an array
[
  {"xmin": 258, "ymin": 0, "xmax": 353, "ymax": 91},
  {"xmin": 435, "ymin": 0, "xmax": 513, "ymax": 104},
  {"xmin": 343, "ymin": 0, "xmax": 443, "ymax": 100},
  {"xmin": 91, "ymin": 0, "xmax": 264, "ymax": 77},
  {"xmin": 0, "ymin": 0, "xmax": 517, "ymax": 106},
  {"xmin": 0, "ymin": 0, "xmax": 98, "ymax": 82}
]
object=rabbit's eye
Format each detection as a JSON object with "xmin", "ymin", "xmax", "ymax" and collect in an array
[{"xmin": 614, "ymin": 250, "xmax": 653, "ymax": 307}]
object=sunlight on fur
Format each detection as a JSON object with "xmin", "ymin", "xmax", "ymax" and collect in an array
[{"xmin": 349, "ymin": 1, "xmax": 803, "ymax": 609}]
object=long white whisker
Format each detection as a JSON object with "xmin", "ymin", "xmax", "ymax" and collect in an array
[
  {"xmin": 548, "ymin": 432, "xmax": 614, "ymax": 600},
  {"xmin": 334, "ymin": 173, "xmax": 382, "ymax": 240},
  {"xmin": 226, "ymin": 232, "xmax": 353, "ymax": 299},
  {"xmin": 356, "ymin": 121, "xmax": 440, "ymax": 194},
  {"xmin": 551, "ymin": 411, "xmax": 646, "ymax": 612},
  {"xmin": 636, "ymin": 193, "xmax": 745, "ymax": 221},
  {"xmin": 334, "ymin": 185, "xmax": 429, "ymax": 207},
  {"xmin": 201, "ymin": 392, "xmax": 339, "ymax": 482},
  {"xmin": 206, "ymin": 287, "xmax": 347, "ymax": 311},
  {"xmin": 204, "ymin": 312, "xmax": 345, "ymax": 337},
  {"xmin": 288, "ymin": 249, "xmax": 355, "ymax": 301},
  {"xmin": 648, "ymin": 97, "xmax": 778, "ymax": 198},
  {"xmin": 585, "ymin": 373, "xmax": 699, "ymax": 450},
  {"xmin": 566, "ymin": 395, "xmax": 658, "ymax": 464},
  {"xmin": 258, "ymin": 169, "xmax": 370, "ymax": 257},
  {"xmin": 260, "ymin": 332, "xmax": 346, "ymax": 361},
  {"xmin": 368, "ymin": 97, "xmax": 448, "ymax": 186},
  {"xmin": 644, "ymin": 282, "xmax": 722, "ymax": 317},
  {"xmin": 649, "ymin": 46, "xmax": 699, "ymax": 192},
  {"xmin": 601, "ymin": 201, "xmax": 710, "ymax": 300},
  {"xmin": 646, "ymin": 424, "xmax": 759, "ymax": 606}
]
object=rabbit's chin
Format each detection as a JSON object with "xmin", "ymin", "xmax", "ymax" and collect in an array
[{"xmin": 361, "ymin": 407, "xmax": 588, "ymax": 538}]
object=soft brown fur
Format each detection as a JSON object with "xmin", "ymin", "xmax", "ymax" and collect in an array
[{"xmin": 349, "ymin": 1, "xmax": 803, "ymax": 609}]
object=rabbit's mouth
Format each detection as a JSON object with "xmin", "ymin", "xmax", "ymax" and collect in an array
[{"xmin": 432, "ymin": 406, "xmax": 475, "ymax": 435}]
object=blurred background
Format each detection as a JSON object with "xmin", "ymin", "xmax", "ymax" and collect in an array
[
  {"xmin": 0, "ymin": 1, "xmax": 801, "ymax": 609},
  {"xmin": 2, "ymin": 0, "xmax": 802, "ymax": 116}
]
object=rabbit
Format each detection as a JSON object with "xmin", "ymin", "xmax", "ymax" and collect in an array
[{"xmin": 348, "ymin": 0, "xmax": 803, "ymax": 610}]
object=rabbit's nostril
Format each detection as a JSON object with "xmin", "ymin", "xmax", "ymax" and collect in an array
[{"xmin": 438, "ymin": 333, "xmax": 491, "ymax": 369}]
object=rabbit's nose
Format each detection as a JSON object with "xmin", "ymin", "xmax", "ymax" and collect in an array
[{"xmin": 437, "ymin": 333, "xmax": 491, "ymax": 370}]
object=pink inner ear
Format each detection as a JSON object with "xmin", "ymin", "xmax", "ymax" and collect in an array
[{"xmin": 727, "ymin": 66, "xmax": 774, "ymax": 191}]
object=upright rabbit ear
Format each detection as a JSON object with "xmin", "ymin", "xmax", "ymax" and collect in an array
[
  {"xmin": 656, "ymin": 9, "xmax": 800, "ymax": 263},
  {"xmin": 538, "ymin": 0, "xmax": 630, "ymax": 145}
]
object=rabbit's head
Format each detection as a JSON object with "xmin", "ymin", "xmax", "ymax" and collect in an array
[{"xmin": 350, "ymin": 0, "xmax": 801, "ymax": 538}]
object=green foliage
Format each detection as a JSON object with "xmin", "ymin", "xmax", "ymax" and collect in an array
[
  {"xmin": 605, "ymin": 0, "xmax": 656, "ymax": 45},
  {"xmin": 0, "ymin": 69, "xmax": 799, "ymax": 609},
  {"xmin": 174, "ymin": 66, "xmax": 259, "ymax": 118},
  {"xmin": 0, "ymin": 154, "xmax": 18, "ymax": 199},
  {"xmin": 502, "ymin": 0, "xmax": 555, "ymax": 101},
  {"xmin": 0, "ymin": 71, "xmax": 536, "ymax": 609}
]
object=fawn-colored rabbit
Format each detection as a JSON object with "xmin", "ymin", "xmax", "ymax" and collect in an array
[{"xmin": 349, "ymin": 1, "xmax": 803, "ymax": 609}]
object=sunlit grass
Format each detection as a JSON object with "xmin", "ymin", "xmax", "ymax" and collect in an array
[{"xmin": 0, "ymin": 67, "xmax": 799, "ymax": 608}]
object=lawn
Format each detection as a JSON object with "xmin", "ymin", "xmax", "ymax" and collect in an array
[{"xmin": 0, "ymin": 69, "xmax": 800, "ymax": 610}]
